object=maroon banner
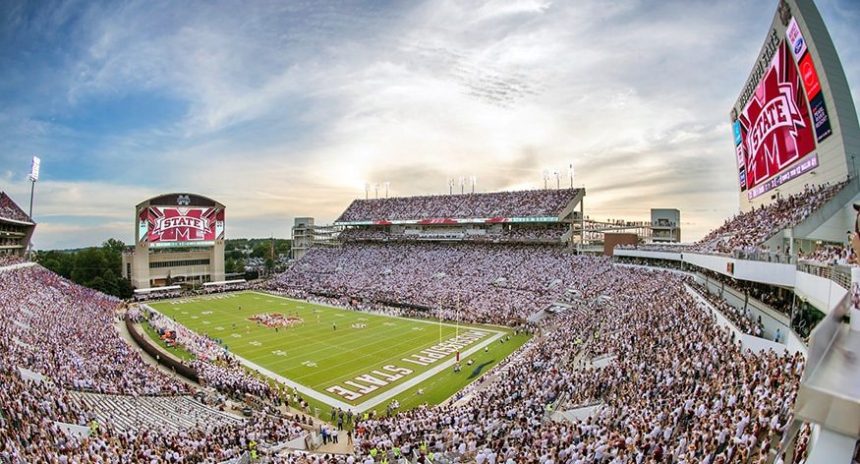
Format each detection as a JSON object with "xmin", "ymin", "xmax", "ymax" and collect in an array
[
  {"xmin": 737, "ymin": 40, "xmax": 816, "ymax": 191},
  {"xmin": 145, "ymin": 207, "xmax": 223, "ymax": 244}
]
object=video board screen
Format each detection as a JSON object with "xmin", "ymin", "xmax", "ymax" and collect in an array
[
  {"xmin": 138, "ymin": 206, "xmax": 225, "ymax": 247},
  {"xmin": 731, "ymin": 11, "xmax": 834, "ymax": 201}
]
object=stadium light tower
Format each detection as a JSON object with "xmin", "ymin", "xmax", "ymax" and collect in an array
[
  {"xmin": 384, "ymin": 181, "xmax": 390, "ymax": 198},
  {"xmin": 448, "ymin": 178, "xmax": 454, "ymax": 195},
  {"xmin": 554, "ymin": 171, "xmax": 560, "ymax": 189},
  {"xmin": 28, "ymin": 156, "xmax": 40, "ymax": 219},
  {"xmin": 568, "ymin": 164, "xmax": 574, "ymax": 188},
  {"xmin": 459, "ymin": 176, "xmax": 465, "ymax": 194},
  {"xmin": 365, "ymin": 183, "xmax": 369, "ymax": 200},
  {"xmin": 469, "ymin": 175, "xmax": 476, "ymax": 194},
  {"xmin": 542, "ymin": 169, "xmax": 549, "ymax": 189}
]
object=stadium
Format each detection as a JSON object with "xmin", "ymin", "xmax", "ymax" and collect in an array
[{"xmin": 1, "ymin": 0, "xmax": 859, "ymax": 463}]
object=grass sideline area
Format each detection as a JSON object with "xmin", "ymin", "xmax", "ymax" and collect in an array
[
  {"xmin": 146, "ymin": 291, "xmax": 529, "ymax": 413},
  {"xmin": 140, "ymin": 318, "xmax": 196, "ymax": 362}
]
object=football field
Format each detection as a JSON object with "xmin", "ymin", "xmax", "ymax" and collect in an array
[{"xmin": 146, "ymin": 291, "xmax": 529, "ymax": 412}]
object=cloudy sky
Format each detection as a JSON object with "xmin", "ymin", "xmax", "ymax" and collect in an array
[{"xmin": 1, "ymin": 0, "xmax": 858, "ymax": 249}]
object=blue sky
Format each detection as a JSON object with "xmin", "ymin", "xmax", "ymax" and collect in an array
[{"xmin": 1, "ymin": 0, "xmax": 859, "ymax": 249}]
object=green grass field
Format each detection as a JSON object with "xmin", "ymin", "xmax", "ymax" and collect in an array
[{"xmin": 147, "ymin": 291, "xmax": 528, "ymax": 413}]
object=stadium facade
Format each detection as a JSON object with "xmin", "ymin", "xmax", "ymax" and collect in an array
[
  {"xmin": 0, "ymin": 192, "xmax": 35, "ymax": 258},
  {"xmin": 334, "ymin": 187, "xmax": 585, "ymax": 246},
  {"xmin": 122, "ymin": 193, "xmax": 226, "ymax": 289}
]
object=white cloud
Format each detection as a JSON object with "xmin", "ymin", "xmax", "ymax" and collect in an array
[{"xmin": 2, "ymin": 0, "xmax": 858, "ymax": 248}]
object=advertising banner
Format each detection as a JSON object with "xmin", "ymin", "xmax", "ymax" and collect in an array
[
  {"xmin": 809, "ymin": 92, "xmax": 833, "ymax": 142},
  {"xmin": 786, "ymin": 17, "xmax": 807, "ymax": 61},
  {"xmin": 798, "ymin": 53, "xmax": 822, "ymax": 98}
]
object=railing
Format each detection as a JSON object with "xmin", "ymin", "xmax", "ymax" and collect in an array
[{"xmin": 797, "ymin": 261, "xmax": 852, "ymax": 290}]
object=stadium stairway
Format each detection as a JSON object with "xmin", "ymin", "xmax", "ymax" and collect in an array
[{"xmin": 72, "ymin": 391, "xmax": 243, "ymax": 434}]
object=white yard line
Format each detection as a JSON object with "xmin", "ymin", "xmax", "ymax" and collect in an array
[
  {"xmin": 352, "ymin": 329, "xmax": 505, "ymax": 412},
  {"xmin": 144, "ymin": 295, "xmax": 508, "ymax": 414}
]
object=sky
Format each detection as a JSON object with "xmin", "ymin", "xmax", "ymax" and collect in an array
[{"xmin": 1, "ymin": 0, "xmax": 859, "ymax": 249}]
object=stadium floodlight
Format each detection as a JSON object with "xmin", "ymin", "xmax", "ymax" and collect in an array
[
  {"xmin": 469, "ymin": 175, "xmax": 476, "ymax": 194},
  {"xmin": 459, "ymin": 176, "xmax": 465, "ymax": 194},
  {"xmin": 542, "ymin": 169, "xmax": 549, "ymax": 189},
  {"xmin": 554, "ymin": 170, "xmax": 560, "ymax": 189},
  {"xmin": 384, "ymin": 181, "xmax": 390, "ymax": 198},
  {"xmin": 29, "ymin": 156, "xmax": 40, "ymax": 181},
  {"xmin": 568, "ymin": 163, "xmax": 574, "ymax": 188},
  {"xmin": 365, "ymin": 183, "xmax": 370, "ymax": 200},
  {"xmin": 28, "ymin": 155, "xmax": 40, "ymax": 221}
]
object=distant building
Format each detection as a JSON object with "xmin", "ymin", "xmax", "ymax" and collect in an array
[
  {"xmin": 291, "ymin": 217, "xmax": 314, "ymax": 260},
  {"xmin": 650, "ymin": 209, "xmax": 680, "ymax": 243},
  {"xmin": 291, "ymin": 217, "xmax": 340, "ymax": 261}
]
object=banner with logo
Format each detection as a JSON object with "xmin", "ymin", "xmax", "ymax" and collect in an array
[
  {"xmin": 143, "ymin": 206, "xmax": 225, "ymax": 245},
  {"xmin": 736, "ymin": 40, "xmax": 816, "ymax": 194}
]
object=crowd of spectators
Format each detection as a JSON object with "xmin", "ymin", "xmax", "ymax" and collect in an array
[
  {"xmin": 689, "ymin": 281, "xmax": 764, "ymax": 337},
  {"xmin": 0, "ymin": 253, "xmax": 26, "ymax": 267},
  {"xmin": 0, "ymin": 192, "xmax": 31, "ymax": 223},
  {"xmin": 616, "ymin": 182, "xmax": 848, "ymax": 260},
  {"xmin": 339, "ymin": 224, "xmax": 568, "ymax": 244},
  {"xmin": 690, "ymin": 182, "xmax": 846, "ymax": 256},
  {"xmin": 336, "ymin": 188, "xmax": 580, "ymax": 222},
  {"xmin": 203, "ymin": 280, "xmax": 250, "ymax": 294},
  {"xmin": 798, "ymin": 243, "xmax": 855, "ymax": 266},
  {"xmin": 0, "ymin": 265, "xmax": 325, "ymax": 462},
  {"xmin": 270, "ymin": 242, "xmax": 615, "ymax": 325},
  {"xmin": 0, "ymin": 266, "xmax": 185, "ymax": 396},
  {"xmin": 0, "ymin": 252, "xmax": 816, "ymax": 463},
  {"xmin": 350, "ymin": 267, "xmax": 807, "ymax": 463},
  {"xmin": 700, "ymin": 271, "xmax": 793, "ymax": 316}
]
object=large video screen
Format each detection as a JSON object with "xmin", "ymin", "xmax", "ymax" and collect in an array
[
  {"xmin": 732, "ymin": 14, "xmax": 833, "ymax": 200},
  {"xmin": 138, "ymin": 206, "xmax": 225, "ymax": 247}
]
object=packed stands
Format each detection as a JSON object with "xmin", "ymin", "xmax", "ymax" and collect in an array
[
  {"xmin": 0, "ymin": 266, "xmax": 185, "ymax": 395},
  {"xmin": 798, "ymin": 243, "xmax": 854, "ymax": 266},
  {"xmin": 270, "ymin": 242, "xmax": 608, "ymax": 325},
  {"xmin": 336, "ymin": 188, "xmax": 580, "ymax": 222},
  {"xmin": 339, "ymin": 223, "xmax": 569, "ymax": 244},
  {"xmin": 689, "ymin": 182, "xmax": 847, "ymax": 255},
  {"xmin": 0, "ymin": 254, "xmax": 25, "ymax": 267},
  {"xmin": 689, "ymin": 281, "xmax": 764, "ymax": 337},
  {"xmin": 350, "ymin": 269, "xmax": 807, "ymax": 463},
  {"xmin": 0, "ymin": 192, "xmax": 32, "ymax": 223},
  {"xmin": 0, "ymin": 265, "xmax": 323, "ymax": 462},
  {"xmin": 616, "ymin": 181, "xmax": 849, "ymax": 259},
  {"xmin": 0, "ymin": 250, "xmax": 816, "ymax": 462}
]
